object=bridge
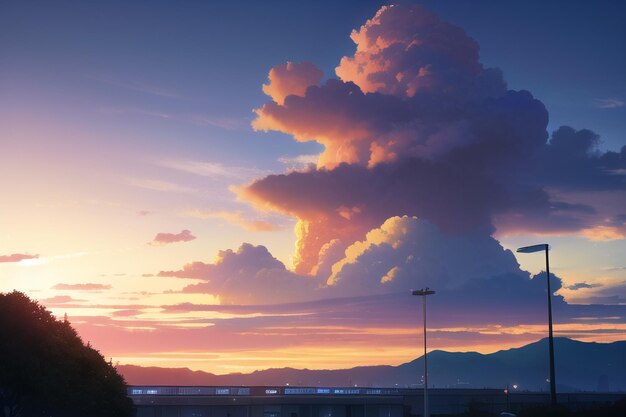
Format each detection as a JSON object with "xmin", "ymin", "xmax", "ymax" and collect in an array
[{"xmin": 128, "ymin": 386, "xmax": 623, "ymax": 417}]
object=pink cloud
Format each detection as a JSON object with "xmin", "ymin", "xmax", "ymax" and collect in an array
[
  {"xmin": 52, "ymin": 283, "xmax": 112, "ymax": 291},
  {"xmin": 40, "ymin": 295, "xmax": 84, "ymax": 305},
  {"xmin": 111, "ymin": 309, "xmax": 144, "ymax": 317},
  {"xmin": 0, "ymin": 253, "xmax": 39, "ymax": 263},
  {"xmin": 150, "ymin": 229, "xmax": 196, "ymax": 245},
  {"xmin": 262, "ymin": 61, "xmax": 323, "ymax": 105}
]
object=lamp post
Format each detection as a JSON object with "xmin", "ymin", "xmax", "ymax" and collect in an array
[
  {"xmin": 516, "ymin": 244, "xmax": 556, "ymax": 406},
  {"xmin": 412, "ymin": 288, "xmax": 435, "ymax": 417}
]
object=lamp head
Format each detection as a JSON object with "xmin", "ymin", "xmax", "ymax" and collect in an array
[
  {"xmin": 412, "ymin": 288, "xmax": 435, "ymax": 296},
  {"xmin": 517, "ymin": 244, "xmax": 549, "ymax": 254}
]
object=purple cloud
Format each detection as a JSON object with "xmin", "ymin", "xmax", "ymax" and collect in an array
[
  {"xmin": 158, "ymin": 243, "xmax": 316, "ymax": 304},
  {"xmin": 566, "ymin": 282, "xmax": 601, "ymax": 291},
  {"xmin": 150, "ymin": 229, "xmax": 196, "ymax": 245}
]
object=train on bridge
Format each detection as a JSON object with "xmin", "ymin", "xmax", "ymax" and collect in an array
[{"xmin": 128, "ymin": 386, "xmax": 623, "ymax": 417}]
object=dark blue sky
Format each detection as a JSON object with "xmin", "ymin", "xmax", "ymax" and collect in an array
[{"xmin": 2, "ymin": 0, "xmax": 624, "ymax": 156}]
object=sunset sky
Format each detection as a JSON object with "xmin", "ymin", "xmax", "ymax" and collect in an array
[{"xmin": 1, "ymin": 0, "xmax": 625, "ymax": 374}]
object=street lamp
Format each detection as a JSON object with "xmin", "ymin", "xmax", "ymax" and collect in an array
[
  {"xmin": 412, "ymin": 288, "xmax": 435, "ymax": 417},
  {"xmin": 516, "ymin": 243, "xmax": 556, "ymax": 406}
]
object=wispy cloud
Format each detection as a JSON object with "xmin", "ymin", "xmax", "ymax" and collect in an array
[
  {"xmin": 177, "ymin": 114, "xmax": 247, "ymax": 130},
  {"xmin": 88, "ymin": 75, "xmax": 185, "ymax": 100},
  {"xmin": 101, "ymin": 106, "xmax": 247, "ymax": 130},
  {"xmin": 52, "ymin": 283, "xmax": 112, "ymax": 291},
  {"xmin": 100, "ymin": 106, "xmax": 172, "ymax": 119},
  {"xmin": 278, "ymin": 154, "xmax": 319, "ymax": 169},
  {"xmin": 603, "ymin": 266, "xmax": 626, "ymax": 272},
  {"xmin": 157, "ymin": 159, "xmax": 268, "ymax": 180},
  {"xmin": 580, "ymin": 226, "xmax": 626, "ymax": 241},
  {"xmin": 127, "ymin": 178, "xmax": 197, "ymax": 194},
  {"xmin": 592, "ymin": 98, "xmax": 624, "ymax": 109},
  {"xmin": 183, "ymin": 209, "xmax": 283, "ymax": 232}
]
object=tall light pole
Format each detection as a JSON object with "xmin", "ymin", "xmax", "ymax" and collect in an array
[
  {"xmin": 517, "ymin": 244, "xmax": 556, "ymax": 406},
  {"xmin": 412, "ymin": 288, "xmax": 435, "ymax": 417}
]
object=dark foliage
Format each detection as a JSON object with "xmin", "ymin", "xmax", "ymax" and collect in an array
[{"xmin": 0, "ymin": 291, "xmax": 134, "ymax": 417}]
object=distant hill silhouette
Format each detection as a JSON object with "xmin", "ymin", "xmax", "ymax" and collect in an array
[{"xmin": 119, "ymin": 338, "xmax": 626, "ymax": 391}]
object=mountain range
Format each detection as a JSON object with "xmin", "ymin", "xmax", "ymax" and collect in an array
[{"xmin": 118, "ymin": 338, "xmax": 626, "ymax": 392}]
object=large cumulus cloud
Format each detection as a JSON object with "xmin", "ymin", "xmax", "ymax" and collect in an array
[
  {"xmin": 156, "ymin": 217, "xmax": 560, "ymax": 308},
  {"xmin": 147, "ymin": 209, "xmax": 625, "ymax": 359},
  {"xmin": 247, "ymin": 4, "xmax": 625, "ymax": 274}
]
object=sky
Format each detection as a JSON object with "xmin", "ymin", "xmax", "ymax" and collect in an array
[{"xmin": 1, "ymin": 0, "xmax": 625, "ymax": 375}]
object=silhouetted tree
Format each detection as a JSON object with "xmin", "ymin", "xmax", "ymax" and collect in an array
[{"xmin": 0, "ymin": 291, "xmax": 134, "ymax": 417}]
